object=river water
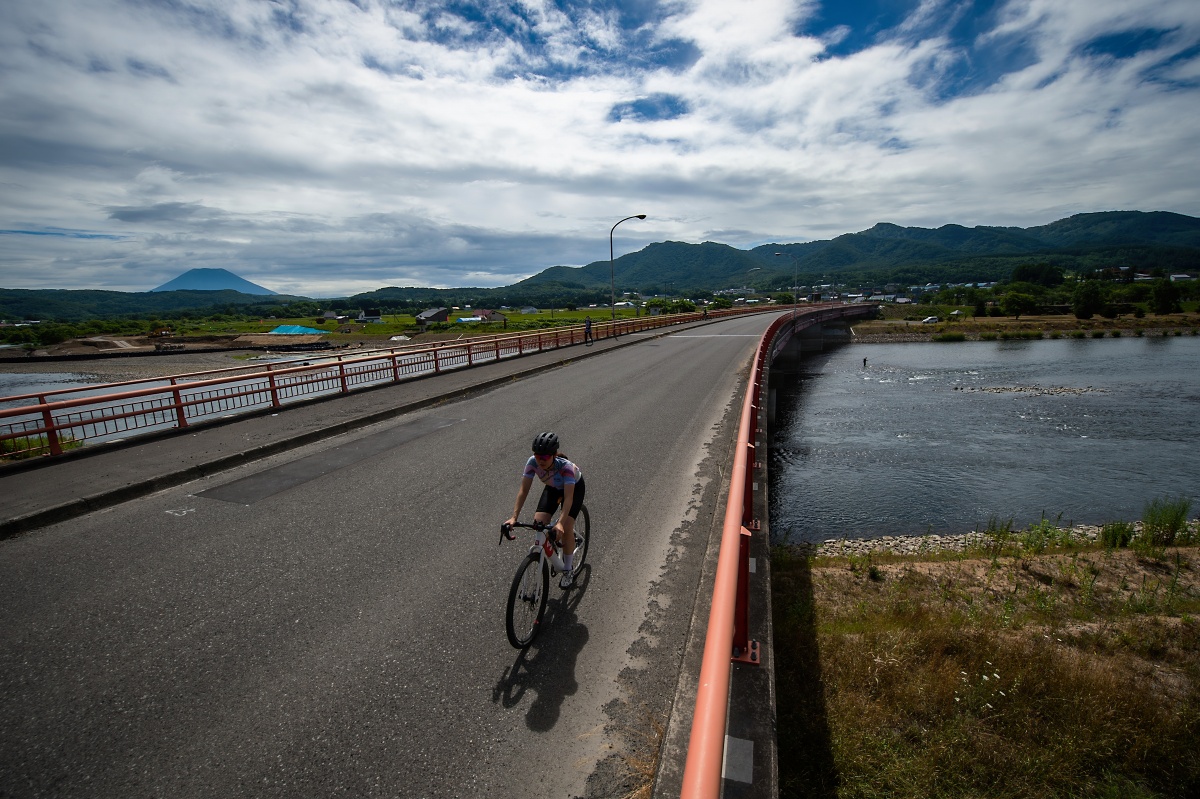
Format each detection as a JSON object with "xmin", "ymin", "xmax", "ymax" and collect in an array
[{"xmin": 768, "ymin": 336, "xmax": 1200, "ymax": 544}]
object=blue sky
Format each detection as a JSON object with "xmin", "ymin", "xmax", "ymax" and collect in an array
[{"xmin": 1, "ymin": 0, "xmax": 1198, "ymax": 296}]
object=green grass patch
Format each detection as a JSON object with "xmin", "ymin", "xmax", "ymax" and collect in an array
[
  {"xmin": 932, "ymin": 332, "xmax": 966, "ymax": 342},
  {"xmin": 0, "ymin": 432, "xmax": 82, "ymax": 460},
  {"xmin": 773, "ymin": 540, "xmax": 1200, "ymax": 798}
]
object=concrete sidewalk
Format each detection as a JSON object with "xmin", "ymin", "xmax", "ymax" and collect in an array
[{"xmin": 0, "ymin": 329, "xmax": 662, "ymax": 540}]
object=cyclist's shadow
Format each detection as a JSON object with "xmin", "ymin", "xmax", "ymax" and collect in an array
[{"xmin": 492, "ymin": 565, "xmax": 592, "ymax": 732}]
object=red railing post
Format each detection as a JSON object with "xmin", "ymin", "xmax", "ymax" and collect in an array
[
  {"xmin": 338, "ymin": 361, "xmax": 349, "ymax": 393},
  {"xmin": 267, "ymin": 365, "xmax": 281, "ymax": 408},
  {"xmin": 172, "ymin": 387, "xmax": 189, "ymax": 429},
  {"xmin": 37, "ymin": 395, "xmax": 63, "ymax": 456},
  {"xmin": 732, "ymin": 526, "xmax": 757, "ymax": 662}
]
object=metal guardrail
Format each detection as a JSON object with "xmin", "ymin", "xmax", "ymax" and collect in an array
[
  {"xmin": 679, "ymin": 303, "xmax": 877, "ymax": 798},
  {"xmin": 0, "ymin": 307, "xmax": 776, "ymax": 461}
]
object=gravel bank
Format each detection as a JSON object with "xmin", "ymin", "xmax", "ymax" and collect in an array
[{"xmin": 786, "ymin": 520, "xmax": 1199, "ymax": 558}]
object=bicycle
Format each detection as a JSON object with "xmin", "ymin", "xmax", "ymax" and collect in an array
[{"xmin": 499, "ymin": 505, "xmax": 590, "ymax": 649}]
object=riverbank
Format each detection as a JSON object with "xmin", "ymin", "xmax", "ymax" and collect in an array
[
  {"xmin": 772, "ymin": 528, "xmax": 1200, "ymax": 798},
  {"xmin": 851, "ymin": 311, "xmax": 1200, "ymax": 343},
  {"xmin": 786, "ymin": 521, "xmax": 1200, "ymax": 559},
  {"xmin": 774, "ymin": 546, "xmax": 1200, "ymax": 798}
]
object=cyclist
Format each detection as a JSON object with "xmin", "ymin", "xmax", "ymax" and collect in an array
[{"xmin": 505, "ymin": 432, "xmax": 586, "ymax": 588}]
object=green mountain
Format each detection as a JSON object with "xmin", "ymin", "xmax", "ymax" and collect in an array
[
  {"xmin": 0, "ymin": 289, "xmax": 304, "ymax": 322},
  {"xmin": 3, "ymin": 211, "xmax": 1197, "ymax": 321},
  {"xmin": 513, "ymin": 210, "xmax": 1200, "ymax": 295}
]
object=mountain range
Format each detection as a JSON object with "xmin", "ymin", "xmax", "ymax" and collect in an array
[
  {"xmin": 510, "ymin": 210, "xmax": 1200, "ymax": 296},
  {"xmin": 3, "ymin": 211, "xmax": 1198, "ymax": 321}
]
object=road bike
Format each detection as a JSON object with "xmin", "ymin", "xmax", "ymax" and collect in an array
[{"xmin": 499, "ymin": 505, "xmax": 590, "ymax": 649}]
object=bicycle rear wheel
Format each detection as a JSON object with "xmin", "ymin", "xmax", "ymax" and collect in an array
[
  {"xmin": 570, "ymin": 505, "xmax": 590, "ymax": 577},
  {"xmin": 506, "ymin": 552, "xmax": 548, "ymax": 649}
]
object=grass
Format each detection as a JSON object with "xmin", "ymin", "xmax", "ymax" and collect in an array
[
  {"xmin": 773, "ymin": 528, "xmax": 1200, "ymax": 798},
  {"xmin": 0, "ymin": 432, "xmax": 82, "ymax": 460}
]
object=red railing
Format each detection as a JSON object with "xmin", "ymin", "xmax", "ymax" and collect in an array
[
  {"xmin": 679, "ymin": 303, "xmax": 877, "ymax": 798},
  {"xmin": 0, "ymin": 307, "xmax": 776, "ymax": 461}
]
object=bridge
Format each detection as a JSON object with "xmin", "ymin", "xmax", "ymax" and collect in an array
[{"xmin": 0, "ymin": 304, "xmax": 876, "ymax": 798}]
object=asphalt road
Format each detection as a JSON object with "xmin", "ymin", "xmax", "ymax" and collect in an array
[{"xmin": 0, "ymin": 312, "xmax": 781, "ymax": 799}]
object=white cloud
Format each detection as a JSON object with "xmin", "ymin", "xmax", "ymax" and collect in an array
[{"xmin": 0, "ymin": 0, "xmax": 1198, "ymax": 295}]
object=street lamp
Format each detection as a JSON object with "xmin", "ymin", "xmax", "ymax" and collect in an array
[
  {"xmin": 775, "ymin": 252, "xmax": 798, "ymax": 320},
  {"xmin": 610, "ymin": 214, "xmax": 646, "ymax": 332}
]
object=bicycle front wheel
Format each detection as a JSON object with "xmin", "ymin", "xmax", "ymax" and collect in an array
[
  {"xmin": 506, "ymin": 552, "xmax": 548, "ymax": 649},
  {"xmin": 571, "ymin": 505, "xmax": 590, "ymax": 577}
]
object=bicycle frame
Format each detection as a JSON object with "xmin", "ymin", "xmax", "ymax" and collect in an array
[{"xmin": 501, "ymin": 519, "xmax": 564, "ymax": 572}]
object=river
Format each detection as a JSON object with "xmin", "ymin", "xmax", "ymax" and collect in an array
[{"xmin": 769, "ymin": 335, "xmax": 1200, "ymax": 544}]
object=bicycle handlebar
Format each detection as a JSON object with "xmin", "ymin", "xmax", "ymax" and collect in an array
[{"xmin": 499, "ymin": 519, "xmax": 551, "ymax": 546}]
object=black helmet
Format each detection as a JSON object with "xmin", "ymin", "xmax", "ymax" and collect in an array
[{"xmin": 531, "ymin": 431, "xmax": 559, "ymax": 455}]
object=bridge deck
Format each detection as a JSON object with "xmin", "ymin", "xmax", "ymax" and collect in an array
[{"xmin": 0, "ymin": 327, "xmax": 648, "ymax": 539}]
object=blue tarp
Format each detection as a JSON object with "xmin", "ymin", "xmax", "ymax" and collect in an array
[{"xmin": 268, "ymin": 325, "xmax": 327, "ymax": 335}]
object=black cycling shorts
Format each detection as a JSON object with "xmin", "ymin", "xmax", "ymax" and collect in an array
[{"xmin": 536, "ymin": 477, "xmax": 586, "ymax": 519}]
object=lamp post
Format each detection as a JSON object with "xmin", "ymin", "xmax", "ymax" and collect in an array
[
  {"xmin": 610, "ymin": 214, "xmax": 646, "ymax": 335},
  {"xmin": 775, "ymin": 252, "xmax": 799, "ymax": 321}
]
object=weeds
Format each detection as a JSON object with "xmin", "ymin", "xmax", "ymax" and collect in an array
[
  {"xmin": 0, "ymin": 431, "xmax": 82, "ymax": 460},
  {"xmin": 1142, "ymin": 495, "xmax": 1193, "ymax": 548},
  {"xmin": 774, "ymin": 543, "xmax": 1200, "ymax": 798},
  {"xmin": 1020, "ymin": 513, "xmax": 1070, "ymax": 554},
  {"xmin": 1101, "ymin": 520, "xmax": 1135, "ymax": 549}
]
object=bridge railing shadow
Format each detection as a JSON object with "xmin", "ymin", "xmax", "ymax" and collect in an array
[{"xmin": 771, "ymin": 550, "xmax": 838, "ymax": 798}]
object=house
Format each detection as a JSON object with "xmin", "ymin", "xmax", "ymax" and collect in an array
[
  {"xmin": 475, "ymin": 309, "xmax": 507, "ymax": 322},
  {"xmin": 1170, "ymin": 274, "xmax": 1195, "ymax": 282},
  {"xmin": 520, "ymin": 306, "xmax": 539, "ymax": 315},
  {"xmin": 357, "ymin": 309, "xmax": 383, "ymax": 323},
  {"xmin": 416, "ymin": 308, "xmax": 450, "ymax": 324}
]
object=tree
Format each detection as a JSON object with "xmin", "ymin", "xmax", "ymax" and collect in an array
[
  {"xmin": 1072, "ymin": 280, "xmax": 1106, "ymax": 319},
  {"xmin": 1001, "ymin": 292, "xmax": 1038, "ymax": 319},
  {"xmin": 1151, "ymin": 279, "xmax": 1183, "ymax": 315},
  {"xmin": 1011, "ymin": 262, "xmax": 1065, "ymax": 287}
]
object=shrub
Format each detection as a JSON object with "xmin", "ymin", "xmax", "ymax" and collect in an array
[
  {"xmin": 1111, "ymin": 330, "xmax": 1122, "ymax": 338},
  {"xmin": 1070, "ymin": 330, "xmax": 1086, "ymax": 339},
  {"xmin": 1141, "ymin": 495, "xmax": 1193, "ymax": 548},
  {"xmin": 1021, "ymin": 514, "xmax": 1067, "ymax": 554},
  {"xmin": 933, "ymin": 332, "xmax": 966, "ymax": 342},
  {"xmin": 1091, "ymin": 330, "xmax": 1106, "ymax": 338},
  {"xmin": 979, "ymin": 332, "xmax": 998, "ymax": 341},
  {"xmin": 1100, "ymin": 521, "xmax": 1135, "ymax": 549}
]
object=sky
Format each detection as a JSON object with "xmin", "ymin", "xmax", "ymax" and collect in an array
[{"xmin": 2, "ymin": 0, "xmax": 1199, "ymax": 297}]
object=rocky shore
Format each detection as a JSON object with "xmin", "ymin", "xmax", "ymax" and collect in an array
[{"xmin": 785, "ymin": 520, "xmax": 1199, "ymax": 558}]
